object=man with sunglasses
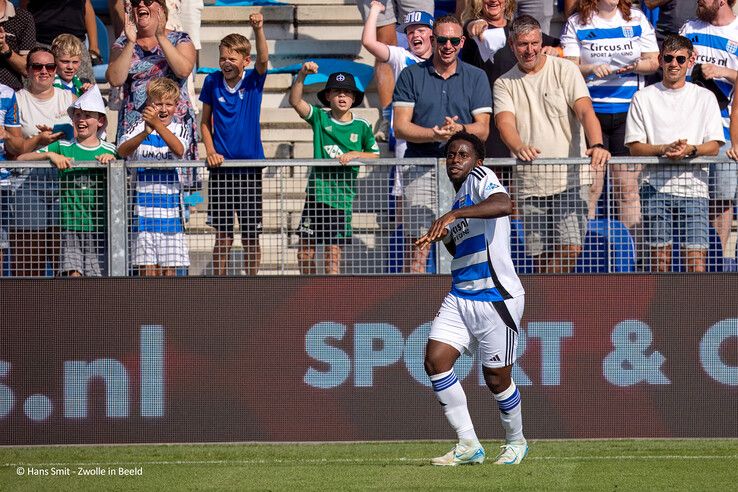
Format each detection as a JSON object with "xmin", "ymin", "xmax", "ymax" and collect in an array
[
  {"xmin": 625, "ymin": 34, "xmax": 724, "ymax": 272},
  {"xmin": 393, "ymin": 14, "xmax": 492, "ymax": 272}
]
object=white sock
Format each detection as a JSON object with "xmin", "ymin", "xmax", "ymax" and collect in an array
[
  {"xmin": 493, "ymin": 380, "xmax": 525, "ymax": 443},
  {"xmin": 430, "ymin": 370, "xmax": 479, "ymax": 444}
]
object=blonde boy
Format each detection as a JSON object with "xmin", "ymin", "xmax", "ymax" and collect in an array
[
  {"xmin": 51, "ymin": 34, "xmax": 92, "ymax": 97},
  {"xmin": 119, "ymin": 78, "xmax": 191, "ymax": 277}
]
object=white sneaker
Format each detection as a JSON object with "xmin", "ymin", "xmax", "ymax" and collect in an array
[
  {"xmin": 493, "ymin": 440, "xmax": 528, "ymax": 465},
  {"xmin": 431, "ymin": 442, "xmax": 485, "ymax": 466}
]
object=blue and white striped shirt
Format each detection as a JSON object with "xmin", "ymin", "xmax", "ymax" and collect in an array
[
  {"xmin": 680, "ymin": 18, "xmax": 738, "ymax": 141},
  {"xmin": 120, "ymin": 121, "xmax": 190, "ymax": 233},
  {"xmin": 447, "ymin": 166, "xmax": 524, "ymax": 302},
  {"xmin": 0, "ymin": 83, "xmax": 20, "ymax": 186},
  {"xmin": 561, "ymin": 9, "xmax": 658, "ymax": 114}
]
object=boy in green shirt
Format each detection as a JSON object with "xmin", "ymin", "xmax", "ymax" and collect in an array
[
  {"xmin": 290, "ymin": 65, "xmax": 380, "ymax": 274},
  {"xmin": 18, "ymin": 86, "xmax": 117, "ymax": 276}
]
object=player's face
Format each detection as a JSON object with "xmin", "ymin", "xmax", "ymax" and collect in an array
[
  {"xmin": 71, "ymin": 108, "xmax": 104, "ymax": 139},
  {"xmin": 148, "ymin": 96, "xmax": 176, "ymax": 125},
  {"xmin": 446, "ymin": 139, "xmax": 481, "ymax": 185},
  {"xmin": 511, "ymin": 29, "xmax": 543, "ymax": 72},
  {"xmin": 219, "ymin": 47, "xmax": 249, "ymax": 83},
  {"xmin": 405, "ymin": 25, "xmax": 433, "ymax": 58},
  {"xmin": 327, "ymin": 88, "xmax": 355, "ymax": 112}
]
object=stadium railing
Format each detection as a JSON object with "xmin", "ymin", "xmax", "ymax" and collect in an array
[{"xmin": 0, "ymin": 157, "xmax": 732, "ymax": 276}]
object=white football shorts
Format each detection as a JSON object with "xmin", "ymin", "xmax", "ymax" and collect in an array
[
  {"xmin": 429, "ymin": 293, "xmax": 524, "ymax": 368},
  {"xmin": 132, "ymin": 231, "xmax": 190, "ymax": 268}
]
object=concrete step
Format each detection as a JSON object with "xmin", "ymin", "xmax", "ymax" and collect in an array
[
  {"xmin": 201, "ymin": 6, "xmax": 294, "ymax": 23},
  {"xmin": 200, "ymin": 40, "xmax": 370, "ymax": 74},
  {"xmin": 295, "ymin": 5, "xmax": 362, "ymax": 24}
]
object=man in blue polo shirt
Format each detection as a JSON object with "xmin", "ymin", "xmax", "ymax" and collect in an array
[{"xmin": 393, "ymin": 14, "xmax": 493, "ymax": 273}]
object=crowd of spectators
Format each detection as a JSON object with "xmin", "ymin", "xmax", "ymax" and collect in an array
[{"xmin": 0, "ymin": 0, "xmax": 736, "ymax": 277}]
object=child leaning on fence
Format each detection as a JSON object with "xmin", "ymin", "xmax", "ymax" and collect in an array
[
  {"xmin": 199, "ymin": 13, "xmax": 269, "ymax": 277},
  {"xmin": 118, "ymin": 78, "xmax": 192, "ymax": 277},
  {"xmin": 17, "ymin": 86, "xmax": 117, "ymax": 277},
  {"xmin": 289, "ymin": 64, "xmax": 380, "ymax": 275}
]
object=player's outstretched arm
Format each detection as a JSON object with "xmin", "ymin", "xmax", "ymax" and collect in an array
[{"xmin": 454, "ymin": 193, "xmax": 513, "ymax": 220}]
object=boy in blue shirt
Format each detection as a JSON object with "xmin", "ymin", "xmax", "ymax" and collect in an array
[{"xmin": 200, "ymin": 13, "xmax": 268, "ymax": 276}]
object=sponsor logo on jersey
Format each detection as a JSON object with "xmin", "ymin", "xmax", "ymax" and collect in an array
[
  {"xmin": 622, "ymin": 26, "xmax": 634, "ymax": 38},
  {"xmin": 728, "ymin": 40, "xmax": 738, "ymax": 55},
  {"xmin": 323, "ymin": 145, "xmax": 344, "ymax": 158}
]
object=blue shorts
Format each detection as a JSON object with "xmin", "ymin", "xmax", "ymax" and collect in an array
[{"xmin": 641, "ymin": 184, "xmax": 709, "ymax": 249}]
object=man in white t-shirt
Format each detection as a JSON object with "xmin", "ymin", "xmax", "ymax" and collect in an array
[
  {"xmin": 494, "ymin": 15, "xmax": 610, "ymax": 274},
  {"xmin": 625, "ymin": 34, "xmax": 724, "ymax": 273}
]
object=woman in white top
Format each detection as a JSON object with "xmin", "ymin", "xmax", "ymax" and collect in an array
[
  {"xmin": 561, "ymin": 0, "xmax": 658, "ymax": 233},
  {"xmin": 10, "ymin": 46, "xmax": 75, "ymax": 276}
]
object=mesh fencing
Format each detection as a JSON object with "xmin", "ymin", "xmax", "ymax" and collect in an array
[{"xmin": 0, "ymin": 157, "xmax": 734, "ymax": 276}]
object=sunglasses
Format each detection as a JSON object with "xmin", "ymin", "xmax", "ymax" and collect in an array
[
  {"xmin": 131, "ymin": 0, "xmax": 156, "ymax": 6},
  {"xmin": 30, "ymin": 63, "xmax": 57, "ymax": 72},
  {"xmin": 663, "ymin": 54, "xmax": 688, "ymax": 65},
  {"xmin": 435, "ymin": 36, "xmax": 462, "ymax": 46}
]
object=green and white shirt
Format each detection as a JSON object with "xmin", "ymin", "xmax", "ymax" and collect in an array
[
  {"xmin": 303, "ymin": 105, "xmax": 379, "ymax": 211},
  {"xmin": 39, "ymin": 139, "xmax": 118, "ymax": 231}
]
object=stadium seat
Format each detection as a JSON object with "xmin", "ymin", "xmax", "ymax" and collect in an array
[
  {"xmin": 510, "ymin": 219, "xmax": 534, "ymax": 274},
  {"xmin": 575, "ymin": 218, "xmax": 636, "ymax": 273},
  {"xmin": 92, "ymin": 16, "xmax": 110, "ymax": 84}
]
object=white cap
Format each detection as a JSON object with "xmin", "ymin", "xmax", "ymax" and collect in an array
[{"xmin": 66, "ymin": 85, "xmax": 106, "ymax": 120}]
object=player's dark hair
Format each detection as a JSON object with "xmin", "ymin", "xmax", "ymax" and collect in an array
[{"xmin": 446, "ymin": 131, "xmax": 486, "ymax": 161}]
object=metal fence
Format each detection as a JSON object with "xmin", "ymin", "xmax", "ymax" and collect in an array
[{"xmin": 0, "ymin": 157, "xmax": 734, "ymax": 276}]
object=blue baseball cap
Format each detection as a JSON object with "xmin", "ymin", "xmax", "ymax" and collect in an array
[{"xmin": 397, "ymin": 10, "xmax": 434, "ymax": 33}]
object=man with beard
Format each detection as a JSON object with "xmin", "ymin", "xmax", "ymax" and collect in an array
[{"xmin": 680, "ymin": 0, "xmax": 738, "ymax": 269}]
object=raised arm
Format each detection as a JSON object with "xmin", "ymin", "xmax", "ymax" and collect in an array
[
  {"xmin": 154, "ymin": 10, "xmax": 196, "ymax": 79},
  {"xmin": 106, "ymin": 9, "xmax": 137, "ymax": 86},
  {"xmin": 361, "ymin": 1, "xmax": 391, "ymax": 63},
  {"xmin": 250, "ymin": 13, "xmax": 269, "ymax": 75},
  {"xmin": 289, "ymin": 62, "xmax": 317, "ymax": 119}
]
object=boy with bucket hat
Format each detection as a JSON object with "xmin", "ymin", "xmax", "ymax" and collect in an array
[
  {"xmin": 18, "ymin": 85, "xmax": 118, "ymax": 276},
  {"xmin": 289, "ymin": 63, "xmax": 380, "ymax": 274}
]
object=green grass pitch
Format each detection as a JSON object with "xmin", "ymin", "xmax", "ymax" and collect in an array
[{"xmin": 1, "ymin": 439, "xmax": 736, "ymax": 491}]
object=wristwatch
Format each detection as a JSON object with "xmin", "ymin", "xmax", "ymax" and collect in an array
[
  {"xmin": 0, "ymin": 49, "xmax": 12, "ymax": 60},
  {"xmin": 588, "ymin": 143, "xmax": 606, "ymax": 150},
  {"xmin": 686, "ymin": 145, "xmax": 698, "ymax": 158}
]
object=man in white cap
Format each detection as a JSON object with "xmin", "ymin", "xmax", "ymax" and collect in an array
[{"xmin": 17, "ymin": 84, "xmax": 118, "ymax": 276}]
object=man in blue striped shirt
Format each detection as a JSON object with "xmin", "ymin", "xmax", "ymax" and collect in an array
[{"xmin": 415, "ymin": 132, "xmax": 527, "ymax": 466}]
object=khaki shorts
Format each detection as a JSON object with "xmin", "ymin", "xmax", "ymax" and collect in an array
[{"xmin": 519, "ymin": 186, "xmax": 589, "ymax": 257}]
